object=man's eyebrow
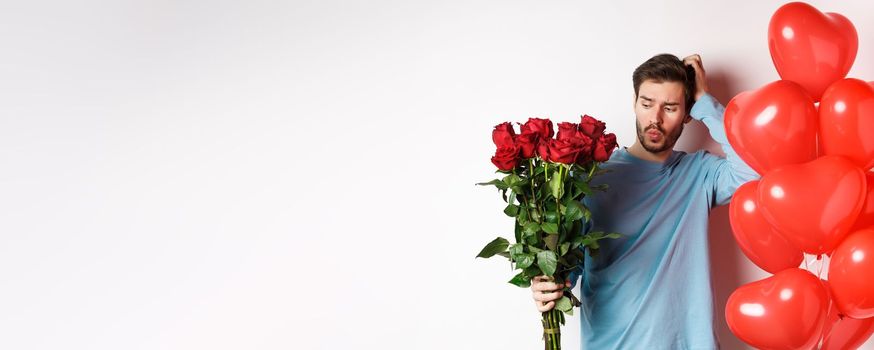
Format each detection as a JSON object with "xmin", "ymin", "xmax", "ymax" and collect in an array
[{"xmin": 639, "ymin": 95, "xmax": 680, "ymax": 106}]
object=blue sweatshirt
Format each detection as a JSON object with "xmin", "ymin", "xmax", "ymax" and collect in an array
[{"xmin": 575, "ymin": 93, "xmax": 759, "ymax": 349}]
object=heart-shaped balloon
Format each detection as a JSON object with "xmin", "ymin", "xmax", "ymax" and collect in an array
[
  {"xmin": 726, "ymin": 268, "xmax": 829, "ymax": 350},
  {"xmin": 758, "ymin": 156, "xmax": 865, "ymax": 255},
  {"xmin": 768, "ymin": 2, "xmax": 858, "ymax": 101},
  {"xmin": 851, "ymin": 172, "xmax": 874, "ymax": 232},
  {"xmin": 829, "ymin": 229, "xmax": 874, "ymax": 319},
  {"xmin": 724, "ymin": 80, "xmax": 818, "ymax": 175},
  {"xmin": 820, "ymin": 78, "xmax": 874, "ymax": 170},
  {"xmin": 822, "ymin": 315, "xmax": 874, "ymax": 350},
  {"xmin": 729, "ymin": 180, "xmax": 803, "ymax": 273},
  {"xmin": 821, "ymin": 280, "xmax": 874, "ymax": 350}
]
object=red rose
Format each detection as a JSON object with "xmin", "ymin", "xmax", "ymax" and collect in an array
[
  {"xmin": 556, "ymin": 122, "xmax": 582, "ymax": 142},
  {"xmin": 575, "ymin": 136, "xmax": 595, "ymax": 165},
  {"xmin": 579, "ymin": 115, "xmax": 606, "ymax": 140},
  {"xmin": 491, "ymin": 145, "xmax": 520, "ymax": 171},
  {"xmin": 547, "ymin": 138, "xmax": 583, "ymax": 164},
  {"xmin": 593, "ymin": 133, "xmax": 618, "ymax": 162},
  {"xmin": 492, "ymin": 122, "xmax": 516, "ymax": 148},
  {"xmin": 516, "ymin": 131, "xmax": 539, "ymax": 159},
  {"xmin": 520, "ymin": 118, "xmax": 554, "ymax": 140},
  {"xmin": 537, "ymin": 140, "xmax": 550, "ymax": 160}
]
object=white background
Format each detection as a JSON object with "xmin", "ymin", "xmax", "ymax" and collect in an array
[{"xmin": 1, "ymin": 0, "xmax": 873, "ymax": 349}]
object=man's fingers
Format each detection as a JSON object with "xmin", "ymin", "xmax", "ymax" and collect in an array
[
  {"xmin": 537, "ymin": 301, "xmax": 556, "ymax": 312},
  {"xmin": 532, "ymin": 275, "xmax": 553, "ymax": 282},
  {"xmin": 533, "ymin": 291, "xmax": 563, "ymax": 302},
  {"xmin": 685, "ymin": 59, "xmax": 702, "ymax": 72},
  {"xmin": 683, "ymin": 54, "xmax": 702, "ymax": 64},
  {"xmin": 532, "ymin": 281, "xmax": 562, "ymax": 292},
  {"xmin": 683, "ymin": 54, "xmax": 703, "ymax": 67}
]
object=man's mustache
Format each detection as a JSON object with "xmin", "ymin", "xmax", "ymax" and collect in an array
[{"xmin": 644, "ymin": 124, "xmax": 665, "ymax": 134}]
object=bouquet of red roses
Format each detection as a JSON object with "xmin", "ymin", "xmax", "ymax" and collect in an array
[{"xmin": 476, "ymin": 115, "xmax": 619, "ymax": 350}]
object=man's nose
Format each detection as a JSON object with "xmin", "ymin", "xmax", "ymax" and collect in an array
[{"xmin": 649, "ymin": 109, "xmax": 664, "ymax": 126}]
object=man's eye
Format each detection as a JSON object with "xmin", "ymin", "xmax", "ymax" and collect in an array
[
  {"xmin": 665, "ymin": 107, "xmax": 675, "ymax": 112},
  {"xmin": 642, "ymin": 104, "xmax": 651, "ymax": 108}
]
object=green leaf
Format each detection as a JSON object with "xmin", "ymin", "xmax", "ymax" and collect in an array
[
  {"xmin": 572, "ymin": 177, "xmax": 593, "ymax": 196},
  {"xmin": 503, "ymin": 203, "xmax": 519, "ymax": 217},
  {"xmin": 503, "ymin": 174, "xmax": 523, "ymax": 187},
  {"xmin": 555, "ymin": 296, "xmax": 573, "ymax": 313},
  {"xmin": 509, "ymin": 243, "xmax": 524, "ymax": 260},
  {"xmin": 536, "ymin": 250, "xmax": 558, "ymax": 276},
  {"xmin": 525, "ymin": 234, "xmax": 539, "ymax": 245},
  {"xmin": 508, "ymin": 271, "xmax": 531, "ymax": 288},
  {"xmin": 605, "ymin": 233, "xmax": 621, "ymax": 239},
  {"xmin": 523, "ymin": 222, "xmax": 541, "ymax": 236},
  {"xmin": 549, "ymin": 170, "xmax": 563, "ymax": 199},
  {"xmin": 563, "ymin": 200, "xmax": 584, "ymax": 222},
  {"xmin": 541, "ymin": 222, "xmax": 559, "ymax": 234},
  {"xmin": 516, "ymin": 253, "xmax": 535, "ymax": 269},
  {"xmin": 517, "ymin": 206, "xmax": 529, "ymax": 224},
  {"xmin": 544, "ymin": 234, "xmax": 558, "ymax": 251},
  {"xmin": 560, "ymin": 242, "xmax": 570, "ymax": 256},
  {"xmin": 476, "ymin": 237, "xmax": 509, "ymax": 258},
  {"xmin": 476, "ymin": 179, "xmax": 508, "ymax": 190},
  {"xmin": 523, "ymin": 265, "xmax": 543, "ymax": 278},
  {"xmin": 529, "ymin": 208, "xmax": 541, "ymax": 222}
]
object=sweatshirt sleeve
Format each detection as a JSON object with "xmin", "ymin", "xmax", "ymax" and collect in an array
[{"xmin": 690, "ymin": 93, "xmax": 760, "ymax": 207}]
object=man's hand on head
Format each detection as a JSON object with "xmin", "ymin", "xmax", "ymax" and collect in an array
[{"xmin": 683, "ymin": 54, "xmax": 709, "ymax": 101}]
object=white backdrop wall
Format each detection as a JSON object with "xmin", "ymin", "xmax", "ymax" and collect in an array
[{"xmin": 1, "ymin": 1, "xmax": 873, "ymax": 349}]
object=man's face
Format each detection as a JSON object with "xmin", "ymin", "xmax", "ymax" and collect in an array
[{"xmin": 633, "ymin": 80, "xmax": 691, "ymax": 154}]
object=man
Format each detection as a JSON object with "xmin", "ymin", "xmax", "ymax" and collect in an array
[{"xmin": 530, "ymin": 54, "xmax": 758, "ymax": 349}]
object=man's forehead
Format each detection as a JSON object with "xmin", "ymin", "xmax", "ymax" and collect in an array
[
  {"xmin": 638, "ymin": 81, "xmax": 684, "ymax": 103},
  {"xmin": 639, "ymin": 95, "xmax": 681, "ymax": 105}
]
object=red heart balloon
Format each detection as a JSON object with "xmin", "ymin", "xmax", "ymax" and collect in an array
[
  {"xmin": 818, "ymin": 280, "xmax": 874, "ymax": 350},
  {"xmin": 820, "ymin": 78, "xmax": 874, "ymax": 170},
  {"xmin": 768, "ymin": 2, "xmax": 858, "ymax": 101},
  {"xmin": 758, "ymin": 156, "xmax": 865, "ymax": 255},
  {"xmin": 729, "ymin": 180, "xmax": 803, "ymax": 273},
  {"xmin": 829, "ymin": 229, "xmax": 874, "ymax": 319},
  {"xmin": 851, "ymin": 172, "xmax": 874, "ymax": 232},
  {"xmin": 726, "ymin": 268, "xmax": 829, "ymax": 350},
  {"xmin": 822, "ymin": 315, "xmax": 874, "ymax": 350},
  {"xmin": 821, "ymin": 282, "xmax": 874, "ymax": 350},
  {"xmin": 724, "ymin": 80, "xmax": 818, "ymax": 175}
]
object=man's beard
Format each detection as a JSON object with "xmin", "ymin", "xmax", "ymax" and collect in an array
[{"xmin": 636, "ymin": 119, "xmax": 684, "ymax": 154}]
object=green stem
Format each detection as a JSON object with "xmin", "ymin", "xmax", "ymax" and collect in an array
[
  {"xmin": 554, "ymin": 310, "xmax": 559, "ymax": 349},
  {"xmin": 529, "ymin": 158, "xmax": 537, "ymax": 202},
  {"xmin": 536, "ymin": 160, "xmax": 544, "ymax": 225},
  {"xmin": 555, "ymin": 165, "xmax": 562, "ymax": 231},
  {"xmin": 542, "ymin": 309, "xmax": 562, "ymax": 350},
  {"xmin": 546, "ymin": 309, "xmax": 555, "ymax": 349}
]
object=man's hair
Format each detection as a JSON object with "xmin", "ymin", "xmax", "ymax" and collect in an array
[{"xmin": 632, "ymin": 54, "xmax": 696, "ymax": 114}]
